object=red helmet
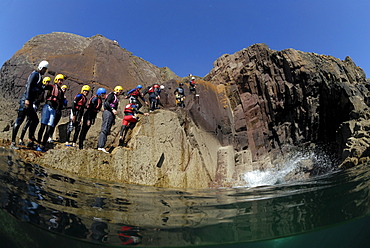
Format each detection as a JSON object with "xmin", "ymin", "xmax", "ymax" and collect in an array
[{"xmin": 154, "ymin": 84, "xmax": 160, "ymax": 88}]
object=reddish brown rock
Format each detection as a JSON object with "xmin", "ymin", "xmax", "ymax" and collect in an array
[
  {"xmin": 0, "ymin": 32, "xmax": 179, "ymax": 104},
  {"xmin": 1, "ymin": 35, "xmax": 370, "ymax": 188}
]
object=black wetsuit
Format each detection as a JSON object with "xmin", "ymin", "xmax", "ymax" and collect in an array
[
  {"xmin": 98, "ymin": 92, "xmax": 119, "ymax": 149},
  {"xmin": 12, "ymin": 71, "xmax": 43, "ymax": 143},
  {"xmin": 79, "ymin": 96, "xmax": 102, "ymax": 149}
]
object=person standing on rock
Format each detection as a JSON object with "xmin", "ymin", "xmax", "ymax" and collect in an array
[
  {"xmin": 147, "ymin": 84, "xmax": 161, "ymax": 112},
  {"xmin": 11, "ymin": 60, "xmax": 49, "ymax": 150},
  {"xmin": 174, "ymin": 83, "xmax": 186, "ymax": 107},
  {"xmin": 125, "ymin": 85, "xmax": 148, "ymax": 110},
  {"xmin": 18, "ymin": 76, "xmax": 51, "ymax": 146},
  {"xmin": 36, "ymin": 74, "xmax": 65, "ymax": 152},
  {"xmin": 189, "ymin": 76, "xmax": 198, "ymax": 96},
  {"xmin": 48, "ymin": 84, "xmax": 68, "ymax": 143},
  {"xmin": 65, "ymin": 85, "xmax": 91, "ymax": 147},
  {"xmin": 97, "ymin": 86, "xmax": 124, "ymax": 153},
  {"xmin": 78, "ymin": 87, "xmax": 106, "ymax": 150}
]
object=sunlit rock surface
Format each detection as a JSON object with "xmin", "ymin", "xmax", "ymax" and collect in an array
[{"xmin": 1, "ymin": 34, "xmax": 369, "ymax": 188}]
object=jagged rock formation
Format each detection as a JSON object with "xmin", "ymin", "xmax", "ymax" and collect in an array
[
  {"xmin": 0, "ymin": 32, "xmax": 179, "ymax": 104},
  {"xmin": 1, "ymin": 34, "xmax": 369, "ymax": 189},
  {"xmin": 204, "ymin": 44, "xmax": 370, "ymax": 170}
]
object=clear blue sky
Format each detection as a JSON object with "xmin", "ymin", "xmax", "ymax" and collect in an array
[{"xmin": 1, "ymin": 0, "xmax": 369, "ymax": 78}]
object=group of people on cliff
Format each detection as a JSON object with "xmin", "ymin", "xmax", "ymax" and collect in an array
[{"xmin": 10, "ymin": 61, "xmax": 198, "ymax": 153}]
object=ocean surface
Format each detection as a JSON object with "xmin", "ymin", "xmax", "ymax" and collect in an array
[{"xmin": 0, "ymin": 147, "xmax": 369, "ymax": 247}]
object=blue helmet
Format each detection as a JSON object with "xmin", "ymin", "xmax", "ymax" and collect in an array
[
  {"xmin": 131, "ymin": 104, "xmax": 137, "ymax": 109},
  {"xmin": 136, "ymin": 85, "xmax": 142, "ymax": 89},
  {"xmin": 96, "ymin": 87, "xmax": 107, "ymax": 96}
]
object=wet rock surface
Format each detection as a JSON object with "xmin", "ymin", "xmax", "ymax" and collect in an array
[{"xmin": 1, "ymin": 34, "xmax": 369, "ymax": 188}]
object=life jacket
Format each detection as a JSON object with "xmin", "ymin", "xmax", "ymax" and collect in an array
[
  {"xmin": 124, "ymin": 103, "xmax": 135, "ymax": 114},
  {"xmin": 74, "ymin": 94, "xmax": 87, "ymax": 110},
  {"xmin": 87, "ymin": 96, "xmax": 102, "ymax": 113},
  {"xmin": 128, "ymin": 88, "xmax": 140, "ymax": 97},
  {"xmin": 105, "ymin": 92, "xmax": 119, "ymax": 109},
  {"xmin": 176, "ymin": 87, "xmax": 184, "ymax": 95},
  {"xmin": 148, "ymin": 86, "xmax": 160, "ymax": 96},
  {"xmin": 46, "ymin": 85, "xmax": 61, "ymax": 103},
  {"xmin": 148, "ymin": 87, "xmax": 155, "ymax": 93}
]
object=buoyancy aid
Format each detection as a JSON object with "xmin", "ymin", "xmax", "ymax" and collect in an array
[
  {"xmin": 128, "ymin": 88, "xmax": 140, "ymax": 97},
  {"xmin": 124, "ymin": 103, "xmax": 135, "ymax": 115},
  {"xmin": 104, "ymin": 92, "xmax": 119, "ymax": 110},
  {"xmin": 148, "ymin": 86, "xmax": 155, "ymax": 93},
  {"xmin": 73, "ymin": 94, "xmax": 87, "ymax": 110},
  {"xmin": 46, "ymin": 85, "xmax": 61, "ymax": 103},
  {"xmin": 176, "ymin": 87, "xmax": 184, "ymax": 95},
  {"xmin": 87, "ymin": 96, "xmax": 102, "ymax": 113},
  {"xmin": 45, "ymin": 84, "xmax": 64, "ymax": 109}
]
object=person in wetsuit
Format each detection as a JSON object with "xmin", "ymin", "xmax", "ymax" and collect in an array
[
  {"xmin": 47, "ymin": 84, "xmax": 68, "ymax": 143},
  {"xmin": 189, "ymin": 76, "xmax": 197, "ymax": 95},
  {"xmin": 119, "ymin": 102, "xmax": 149, "ymax": 144},
  {"xmin": 147, "ymin": 84, "xmax": 161, "ymax": 112},
  {"xmin": 174, "ymin": 83, "xmax": 186, "ymax": 107},
  {"xmin": 36, "ymin": 74, "xmax": 65, "ymax": 152},
  {"xmin": 65, "ymin": 85, "xmax": 90, "ymax": 147},
  {"xmin": 97, "ymin": 86, "xmax": 124, "ymax": 153},
  {"xmin": 78, "ymin": 87, "xmax": 106, "ymax": 149},
  {"xmin": 125, "ymin": 84, "xmax": 148, "ymax": 110},
  {"xmin": 18, "ymin": 76, "xmax": 51, "ymax": 146},
  {"xmin": 11, "ymin": 60, "xmax": 49, "ymax": 150}
]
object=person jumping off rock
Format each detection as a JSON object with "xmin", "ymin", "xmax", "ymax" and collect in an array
[
  {"xmin": 78, "ymin": 87, "xmax": 106, "ymax": 150},
  {"xmin": 11, "ymin": 60, "xmax": 49, "ymax": 150},
  {"xmin": 119, "ymin": 102, "xmax": 149, "ymax": 146},
  {"xmin": 97, "ymin": 86, "xmax": 124, "ymax": 153},
  {"xmin": 65, "ymin": 85, "xmax": 90, "ymax": 147},
  {"xmin": 125, "ymin": 85, "xmax": 148, "ymax": 110},
  {"xmin": 174, "ymin": 83, "xmax": 186, "ymax": 107}
]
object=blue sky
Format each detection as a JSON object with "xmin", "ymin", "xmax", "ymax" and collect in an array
[{"xmin": 1, "ymin": 0, "xmax": 369, "ymax": 78}]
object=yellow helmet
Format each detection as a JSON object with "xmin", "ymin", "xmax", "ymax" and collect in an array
[
  {"xmin": 81, "ymin": 85, "xmax": 91, "ymax": 92},
  {"xmin": 42, "ymin": 77, "xmax": 51, "ymax": 85},
  {"xmin": 61, "ymin": 85, "xmax": 68, "ymax": 90},
  {"xmin": 54, "ymin": 74, "xmax": 65, "ymax": 83},
  {"xmin": 114, "ymin": 85, "xmax": 123, "ymax": 92}
]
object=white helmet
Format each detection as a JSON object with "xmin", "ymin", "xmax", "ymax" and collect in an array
[
  {"xmin": 38, "ymin": 60, "xmax": 49, "ymax": 70},
  {"xmin": 191, "ymin": 76, "xmax": 195, "ymax": 80}
]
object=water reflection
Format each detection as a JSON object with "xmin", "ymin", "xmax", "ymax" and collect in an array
[{"xmin": 0, "ymin": 147, "xmax": 370, "ymax": 247}]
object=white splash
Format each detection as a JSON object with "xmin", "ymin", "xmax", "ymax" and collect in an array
[{"xmin": 243, "ymin": 151, "xmax": 317, "ymax": 188}]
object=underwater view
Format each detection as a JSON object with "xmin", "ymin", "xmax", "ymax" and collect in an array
[{"xmin": 0, "ymin": 146, "xmax": 370, "ymax": 247}]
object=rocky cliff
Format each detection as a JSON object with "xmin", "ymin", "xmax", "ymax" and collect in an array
[
  {"xmin": 0, "ymin": 32, "xmax": 179, "ymax": 104},
  {"xmin": 204, "ymin": 43, "xmax": 370, "ymax": 169},
  {"xmin": 1, "ymin": 33, "xmax": 369, "ymax": 189}
]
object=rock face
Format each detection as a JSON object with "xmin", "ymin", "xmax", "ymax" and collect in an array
[
  {"xmin": 0, "ymin": 32, "xmax": 179, "ymax": 104},
  {"xmin": 204, "ymin": 43, "xmax": 369, "ymax": 168},
  {"xmin": 1, "ymin": 34, "xmax": 369, "ymax": 189}
]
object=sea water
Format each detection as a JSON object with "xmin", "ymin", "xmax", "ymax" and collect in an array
[{"xmin": 0, "ymin": 147, "xmax": 369, "ymax": 247}]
